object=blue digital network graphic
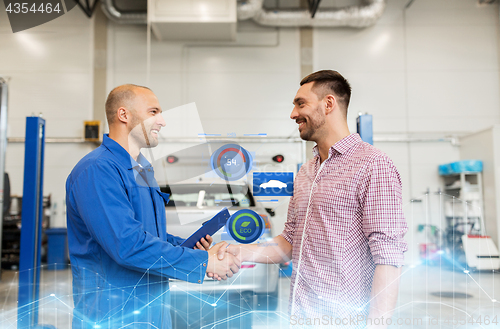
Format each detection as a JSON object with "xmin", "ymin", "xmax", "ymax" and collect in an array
[
  {"xmin": 210, "ymin": 144, "xmax": 253, "ymax": 181},
  {"xmin": 226, "ymin": 209, "xmax": 265, "ymax": 244}
]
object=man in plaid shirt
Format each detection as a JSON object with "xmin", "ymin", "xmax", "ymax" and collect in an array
[{"xmin": 215, "ymin": 70, "xmax": 408, "ymax": 328}]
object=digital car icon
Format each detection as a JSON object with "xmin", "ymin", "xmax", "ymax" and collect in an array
[
  {"xmin": 253, "ymin": 172, "xmax": 294, "ymax": 197},
  {"xmin": 259, "ymin": 179, "xmax": 287, "ymax": 189}
]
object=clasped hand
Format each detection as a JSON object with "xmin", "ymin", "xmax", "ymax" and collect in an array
[
  {"xmin": 193, "ymin": 236, "xmax": 241, "ymax": 281},
  {"xmin": 205, "ymin": 241, "xmax": 241, "ymax": 280},
  {"xmin": 206, "ymin": 242, "xmax": 243, "ymax": 281}
]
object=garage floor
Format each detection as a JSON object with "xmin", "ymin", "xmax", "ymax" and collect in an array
[{"xmin": 0, "ymin": 265, "xmax": 498, "ymax": 328}]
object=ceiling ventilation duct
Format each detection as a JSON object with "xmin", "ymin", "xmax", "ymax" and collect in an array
[
  {"xmin": 237, "ymin": 0, "xmax": 264, "ymax": 20},
  {"xmin": 102, "ymin": 0, "xmax": 387, "ymax": 28},
  {"xmin": 148, "ymin": 0, "xmax": 237, "ymax": 41},
  {"xmin": 242, "ymin": 0, "xmax": 387, "ymax": 27},
  {"xmin": 101, "ymin": 0, "xmax": 147, "ymax": 24}
]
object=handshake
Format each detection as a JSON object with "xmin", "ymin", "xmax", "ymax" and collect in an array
[
  {"xmin": 193, "ymin": 235, "xmax": 243, "ymax": 280},
  {"xmin": 206, "ymin": 241, "xmax": 242, "ymax": 280}
]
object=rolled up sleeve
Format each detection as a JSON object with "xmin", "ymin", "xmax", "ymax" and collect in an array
[{"xmin": 360, "ymin": 156, "xmax": 408, "ymax": 266}]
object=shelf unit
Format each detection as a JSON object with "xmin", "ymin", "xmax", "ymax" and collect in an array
[
  {"xmin": 1, "ymin": 195, "xmax": 51, "ymax": 270},
  {"xmin": 441, "ymin": 172, "xmax": 485, "ymax": 236}
]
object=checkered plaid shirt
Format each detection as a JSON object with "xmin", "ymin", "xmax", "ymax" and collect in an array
[{"xmin": 281, "ymin": 133, "xmax": 408, "ymax": 325}]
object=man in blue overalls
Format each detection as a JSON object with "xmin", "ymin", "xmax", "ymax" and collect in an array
[{"xmin": 66, "ymin": 84, "xmax": 240, "ymax": 328}]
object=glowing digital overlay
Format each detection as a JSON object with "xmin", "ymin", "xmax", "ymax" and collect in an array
[
  {"xmin": 225, "ymin": 209, "xmax": 265, "ymax": 244},
  {"xmin": 4, "ymin": 103, "xmax": 499, "ymax": 328},
  {"xmin": 3, "ymin": 193, "xmax": 500, "ymax": 328},
  {"xmin": 210, "ymin": 144, "xmax": 253, "ymax": 181},
  {"xmin": 253, "ymin": 172, "xmax": 294, "ymax": 197}
]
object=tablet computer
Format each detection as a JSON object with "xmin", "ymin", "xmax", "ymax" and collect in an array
[{"xmin": 180, "ymin": 207, "xmax": 231, "ymax": 248}]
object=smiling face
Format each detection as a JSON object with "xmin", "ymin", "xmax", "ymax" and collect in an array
[
  {"xmin": 128, "ymin": 88, "xmax": 165, "ymax": 149},
  {"xmin": 290, "ymin": 82, "xmax": 327, "ymax": 142}
]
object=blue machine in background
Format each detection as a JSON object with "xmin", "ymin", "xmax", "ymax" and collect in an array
[
  {"xmin": 356, "ymin": 113, "xmax": 373, "ymax": 145},
  {"xmin": 17, "ymin": 116, "xmax": 52, "ymax": 329}
]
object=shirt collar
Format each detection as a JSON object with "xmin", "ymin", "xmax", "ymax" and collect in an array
[
  {"xmin": 312, "ymin": 133, "xmax": 363, "ymax": 157},
  {"xmin": 101, "ymin": 134, "xmax": 152, "ymax": 170},
  {"xmin": 131, "ymin": 153, "xmax": 153, "ymax": 171}
]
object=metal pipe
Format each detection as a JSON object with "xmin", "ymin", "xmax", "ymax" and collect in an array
[
  {"xmin": 237, "ymin": 0, "xmax": 265, "ymax": 20},
  {"xmin": 101, "ymin": 0, "xmax": 387, "ymax": 28},
  {"xmin": 374, "ymin": 136, "xmax": 459, "ymax": 145},
  {"xmin": 101, "ymin": 0, "xmax": 147, "ymax": 24},
  {"xmin": 8, "ymin": 137, "xmax": 97, "ymax": 143},
  {"xmin": 252, "ymin": 0, "xmax": 387, "ymax": 27}
]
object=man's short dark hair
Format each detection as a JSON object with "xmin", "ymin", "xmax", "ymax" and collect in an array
[
  {"xmin": 105, "ymin": 84, "xmax": 151, "ymax": 125},
  {"xmin": 300, "ymin": 70, "xmax": 351, "ymax": 115}
]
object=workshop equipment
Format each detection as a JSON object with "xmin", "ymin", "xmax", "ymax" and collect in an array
[
  {"xmin": 17, "ymin": 116, "xmax": 54, "ymax": 328},
  {"xmin": 439, "ymin": 160, "xmax": 499, "ymax": 270},
  {"xmin": 356, "ymin": 113, "xmax": 373, "ymax": 145},
  {"xmin": 84, "ymin": 120, "xmax": 101, "ymax": 142},
  {"xmin": 45, "ymin": 228, "xmax": 68, "ymax": 270},
  {"xmin": 462, "ymin": 235, "xmax": 500, "ymax": 271}
]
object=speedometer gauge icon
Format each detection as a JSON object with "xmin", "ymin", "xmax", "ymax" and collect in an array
[{"xmin": 210, "ymin": 144, "xmax": 253, "ymax": 181}]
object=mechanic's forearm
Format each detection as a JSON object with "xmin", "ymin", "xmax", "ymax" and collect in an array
[
  {"xmin": 366, "ymin": 265, "xmax": 401, "ymax": 328},
  {"xmin": 240, "ymin": 235, "xmax": 292, "ymax": 264}
]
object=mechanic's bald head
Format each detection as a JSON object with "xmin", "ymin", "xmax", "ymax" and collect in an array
[{"xmin": 105, "ymin": 84, "xmax": 152, "ymax": 126}]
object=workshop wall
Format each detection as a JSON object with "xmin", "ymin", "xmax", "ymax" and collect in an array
[
  {"xmin": 0, "ymin": 8, "xmax": 95, "ymax": 227},
  {"xmin": 107, "ymin": 15, "xmax": 303, "ymax": 235}
]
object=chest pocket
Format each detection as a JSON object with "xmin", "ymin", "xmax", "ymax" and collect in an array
[{"xmin": 155, "ymin": 190, "xmax": 170, "ymax": 205}]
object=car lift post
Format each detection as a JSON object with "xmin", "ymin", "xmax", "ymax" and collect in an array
[
  {"xmin": 17, "ymin": 116, "xmax": 52, "ymax": 329},
  {"xmin": 357, "ymin": 113, "xmax": 373, "ymax": 145}
]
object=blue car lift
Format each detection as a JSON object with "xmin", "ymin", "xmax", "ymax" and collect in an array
[
  {"xmin": 17, "ymin": 116, "xmax": 53, "ymax": 329},
  {"xmin": 356, "ymin": 113, "xmax": 373, "ymax": 145}
]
